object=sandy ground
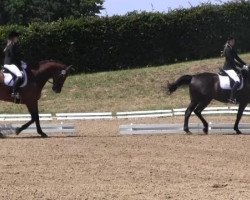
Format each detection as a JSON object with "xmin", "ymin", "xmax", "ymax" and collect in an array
[{"xmin": 0, "ymin": 116, "xmax": 249, "ymax": 200}]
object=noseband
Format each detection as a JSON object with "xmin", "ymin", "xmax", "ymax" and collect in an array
[{"xmin": 48, "ymin": 69, "xmax": 67, "ymax": 86}]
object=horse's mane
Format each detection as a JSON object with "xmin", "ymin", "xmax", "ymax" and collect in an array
[
  {"xmin": 39, "ymin": 60, "xmax": 65, "ymax": 65},
  {"xmin": 37, "ymin": 60, "xmax": 66, "ymax": 71},
  {"xmin": 30, "ymin": 60, "xmax": 66, "ymax": 78}
]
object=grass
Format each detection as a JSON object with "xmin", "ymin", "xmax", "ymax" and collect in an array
[{"xmin": 1, "ymin": 53, "xmax": 250, "ymax": 113}]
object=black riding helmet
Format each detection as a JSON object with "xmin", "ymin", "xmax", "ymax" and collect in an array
[
  {"xmin": 227, "ymin": 36, "xmax": 235, "ymax": 42},
  {"xmin": 8, "ymin": 31, "xmax": 20, "ymax": 39}
]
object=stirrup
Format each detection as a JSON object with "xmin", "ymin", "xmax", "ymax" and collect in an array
[
  {"xmin": 11, "ymin": 92, "xmax": 20, "ymax": 100},
  {"xmin": 228, "ymin": 98, "xmax": 237, "ymax": 104}
]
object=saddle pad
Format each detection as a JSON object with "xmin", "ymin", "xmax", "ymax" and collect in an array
[
  {"xmin": 3, "ymin": 68, "xmax": 28, "ymax": 88},
  {"xmin": 218, "ymin": 74, "xmax": 243, "ymax": 90}
]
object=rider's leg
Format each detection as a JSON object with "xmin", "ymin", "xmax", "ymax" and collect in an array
[
  {"xmin": 224, "ymin": 70, "xmax": 240, "ymax": 103},
  {"xmin": 3, "ymin": 64, "xmax": 22, "ymax": 77},
  {"xmin": 12, "ymin": 77, "xmax": 22, "ymax": 98},
  {"xmin": 3, "ymin": 64, "xmax": 22, "ymax": 98},
  {"xmin": 229, "ymin": 81, "xmax": 240, "ymax": 103}
]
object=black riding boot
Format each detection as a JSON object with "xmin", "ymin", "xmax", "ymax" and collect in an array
[
  {"xmin": 229, "ymin": 81, "xmax": 240, "ymax": 104},
  {"xmin": 11, "ymin": 77, "xmax": 22, "ymax": 100}
]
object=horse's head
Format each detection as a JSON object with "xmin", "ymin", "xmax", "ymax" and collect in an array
[
  {"xmin": 51, "ymin": 65, "xmax": 72, "ymax": 93},
  {"xmin": 36, "ymin": 60, "xmax": 73, "ymax": 93}
]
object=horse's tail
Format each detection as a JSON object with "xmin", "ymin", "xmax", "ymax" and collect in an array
[{"xmin": 167, "ymin": 75, "xmax": 192, "ymax": 95}]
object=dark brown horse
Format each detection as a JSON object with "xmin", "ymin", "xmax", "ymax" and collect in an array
[
  {"xmin": 0, "ymin": 61, "xmax": 72, "ymax": 137},
  {"xmin": 167, "ymin": 69, "xmax": 250, "ymax": 135}
]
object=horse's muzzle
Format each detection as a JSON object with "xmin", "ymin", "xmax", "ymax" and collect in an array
[
  {"xmin": 52, "ymin": 86, "xmax": 61, "ymax": 93},
  {"xmin": 54, "ymin": 89, "xmax": 61, "ymax": 93}
]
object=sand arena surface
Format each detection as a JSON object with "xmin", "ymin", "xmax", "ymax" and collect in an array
[{"xmin": 0, "ymin": 116, "xmax": 249, "ymax": 200}]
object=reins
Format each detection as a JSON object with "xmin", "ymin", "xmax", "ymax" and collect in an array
[
  {"xmin": 47, "ymin": 69, "xmax": 68, "ymax": 85},
  {"xmin": 48, "ymin": 80, "xmax": 53, "ymax": 85}
]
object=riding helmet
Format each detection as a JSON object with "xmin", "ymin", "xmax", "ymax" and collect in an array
[{"xmin": 8, "ymin": 31, "xmax": 21, "ymax": 39}]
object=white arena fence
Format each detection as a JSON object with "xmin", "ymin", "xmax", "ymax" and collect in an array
[
  {"xmin": 56, "ymin": 112, "xmax": 113, "ymax": 120},
  {"xmin": 0, "ymin": 114, "xmax": 52, "ymax": 121},
  {"xmin": 0, "ymin": 123, "xmax": 75, "ymax": 135},
  {"xmin": 1, "ymin": 106, "xmax": 250, "ymax": 122}
]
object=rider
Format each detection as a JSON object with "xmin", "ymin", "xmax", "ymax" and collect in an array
[
  {"xmin": 3, "ymin": 31, "xmax": 23, "ymax": 100},
  {"xmin": 222, "ymin": 36, "xmax": 247, "ymax": 104}
]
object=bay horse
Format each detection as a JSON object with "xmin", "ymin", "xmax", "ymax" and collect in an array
[
  {"xmin": 167, "ymin": 68, "xmax": 250, "ymax": 135},
  {"xmin": 0, "ymin": 61, "xmax": 72, "ymax": 138}
]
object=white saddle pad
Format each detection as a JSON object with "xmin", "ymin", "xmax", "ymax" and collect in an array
[
  {"xmin": 218, "ymin": 74, "xmax": 243, "ymax": 90},
  {"xmin": 3, "ymin": 68, "xmax": 28, "ymax": 88}
]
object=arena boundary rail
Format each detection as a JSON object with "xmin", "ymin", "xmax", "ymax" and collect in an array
[{"xmin": 119, "ymin": 123, "xmax": 250, "ymax": 135}]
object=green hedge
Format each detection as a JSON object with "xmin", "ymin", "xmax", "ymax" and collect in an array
[{"xmin": 0, "ymin": 2, "xmax": 250, "ymax": 73}]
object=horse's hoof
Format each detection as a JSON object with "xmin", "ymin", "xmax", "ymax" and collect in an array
[
  {"xmin": 40, "ymin": 133, "xmax": 48, "ymax": 138},
  {"xmin": 203, "ymin": 128, "xmax": 209, "ymax": 134},
  {"xmin": 184, "ymin": 127, "xmax": 192, "ymax": 135},
  {"xmin": 184, "ymin": 130, "xmax": 192, "ymax": 135},
  {"xmin": 236, "ymin": 131, "xmax": 242, "ymax": 135},
  {"xmin": 0, "ymin": 133, "xmax": 6, "ymax": 138},
  {"xmin": 16, "ymin": 128, "xmax": 21, "ymax": 135},
  {"xmin": 234, "ymin": 128, "xmax": 242, "ymax": 135}
]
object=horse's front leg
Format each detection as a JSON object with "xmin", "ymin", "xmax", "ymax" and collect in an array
[
  {"xmin": 34, "ymin": 113, "xmax": 47, "ymax": 138},
  {"xmin": 19, "ymin": 102, "xmax": 48, "ymax": 138},
  {"xmin": 16, "ymin": 119, "xmax": 35, "ymax": 135},
  {"xmin": 234, "ymin": 102, "xmax": 247, "ymax": 134}
]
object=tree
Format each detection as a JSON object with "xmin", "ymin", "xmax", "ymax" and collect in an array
[
  {"xmin": 0, "ymin": 0, "xmax": 8, "ymax": 24},
  {"xmin": 0, "ymin": 0, "xmax": 104, "ymax": 25}
]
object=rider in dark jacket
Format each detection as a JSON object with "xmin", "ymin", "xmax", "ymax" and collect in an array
[
  {"xmin": 3, "ymin": 31, "xmax": 23, "ymax": 100},
  {"xmin": 222, "ymin": 37, "xmax": 247, "ymax": 104}
]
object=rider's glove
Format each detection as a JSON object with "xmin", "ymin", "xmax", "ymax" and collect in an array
[
  {"xmin": 243, "ymin": 65, "xmax": 249, "ymax": 71},
  {"xmin": 21, "ymin": 61, "xmax": 27, "ymax": 69}
]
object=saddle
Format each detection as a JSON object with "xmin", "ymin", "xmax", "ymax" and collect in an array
[{"xmin": 218, "ymin": 69, "xmax": 244, "ymax": 90}]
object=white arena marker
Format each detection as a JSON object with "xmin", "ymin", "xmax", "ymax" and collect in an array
[
  {"xmin": 119, "ymin": 123, "xmax": 250, "ymax": 135},
  {"xmin": 0, "ymin": 124, "xmax": 75, "ymax": 136},
  {"xmin": 120, "ymin": 123, "xmax": 201, "ymax": 135}
]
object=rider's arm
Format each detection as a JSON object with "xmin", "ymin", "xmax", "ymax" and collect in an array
[
  {"xmin": 234, "ymin": 49, "xmax": 246, "ymax": 67},
  {"xmin": 8, "ymin": 44, "xmax": 14, "ymax": 59},
  {"xmin": 224, "ymin": 47, "xmax": 235, "ymax": 65}
]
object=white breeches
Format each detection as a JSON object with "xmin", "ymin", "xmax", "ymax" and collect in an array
[
  {"xmin": 224, "ymin": 70, "xmax": 240, "ymax": 83},
  {"xmin": 3, "ymin": 64, "xmax": 22, "ymax": 78}
]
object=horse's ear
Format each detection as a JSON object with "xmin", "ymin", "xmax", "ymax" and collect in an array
[{"xmin": 66, "ymin": 65, "xmax": 73, "ymax": 72}]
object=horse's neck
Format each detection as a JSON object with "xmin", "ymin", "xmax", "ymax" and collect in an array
[
  {"xmin": 32, "ymin": 65, "xmax": 57, "ymax": 88},
  {"xmin": 242, "ymin": 71, "xmax": 249, "ymax": 81}
]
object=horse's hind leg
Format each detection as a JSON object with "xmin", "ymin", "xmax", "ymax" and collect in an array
[
  {"xmin": 234, "ymin": 102, "xmax": 247, "ymax": 134},
  {"xmin": 184, "ymin": 101, "xmax": 198, "ymax": 134},
  {"xmin": 16, "ymin": 119, "xmax": 35, "ymax": 135},
  {"xmin": 194, "ymin": 101, "xmax": 211, "ymax": 134}
]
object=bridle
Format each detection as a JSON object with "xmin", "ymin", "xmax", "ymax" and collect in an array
[
  {"xmin": 48, "ymin": 69, "xmax": 67, "ymax": 85},
  {"xmin": 48, "ymin": 65, "xmax": 72, "ymax": 86}
]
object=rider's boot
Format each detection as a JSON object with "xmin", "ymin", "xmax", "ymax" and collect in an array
[
  {"xmin": 229, "ymin": 81, "xmax": 240, "ymax": 104},
  {"xmin": 11, "ymin": 77, "xmax": 22, "ymax": 100}
]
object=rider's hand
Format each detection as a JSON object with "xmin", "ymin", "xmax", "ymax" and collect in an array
[
  {"xmin": 243, "ymin": 65, "xmax": 249, "ymax": 71},
  {"xmin": 21, "ymin": 61, "xmax": 27, "ymax": 69}
]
